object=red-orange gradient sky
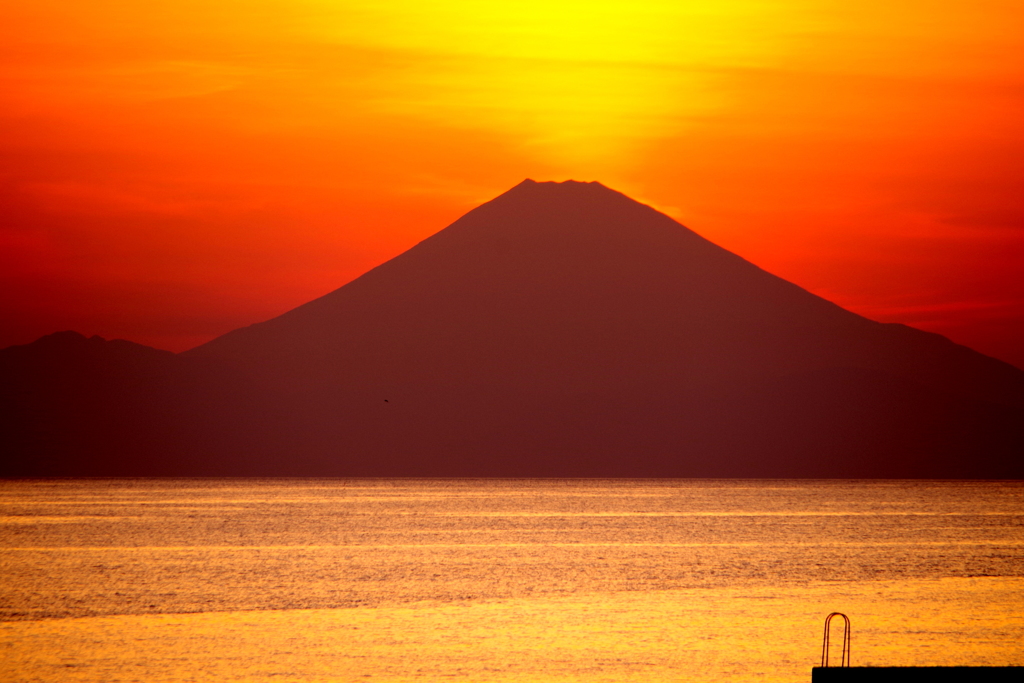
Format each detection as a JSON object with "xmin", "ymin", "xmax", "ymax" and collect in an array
[{"xmin": 2, "ymin": 1, "xmax": 1023, "ymax": 367}]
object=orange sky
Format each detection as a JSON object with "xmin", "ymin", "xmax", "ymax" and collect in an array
[{"xmin": 2, "ymin": 1, "xmax": 1022, "ymax": 367}]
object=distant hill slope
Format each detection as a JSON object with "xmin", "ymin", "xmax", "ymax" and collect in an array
[
  {"xmin": 0, "ymin": 331, "xmax": 277, "ymax": 476},
  {"xmin": 3, "ymin": 180, "xmax": 1022, "ymax": 476}
]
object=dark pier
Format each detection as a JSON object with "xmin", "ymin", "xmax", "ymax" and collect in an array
[{"xmin": 813, "ymin": 667, "xmax": 1022, "ymax": 681}]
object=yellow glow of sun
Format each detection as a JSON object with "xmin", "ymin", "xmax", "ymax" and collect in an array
[{"xmin": 302, "ymin": 1, "xmax": 818, "ymax": 166}]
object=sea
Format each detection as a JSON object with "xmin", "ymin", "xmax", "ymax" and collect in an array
[{"xmin": 1, "ymin": 479, "xmax": 1022, "ymax": 682}]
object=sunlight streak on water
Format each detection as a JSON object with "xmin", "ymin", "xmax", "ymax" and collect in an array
[{"xmin": 1, "ymin": 479, "xmax": 1022, "ymax": 682}]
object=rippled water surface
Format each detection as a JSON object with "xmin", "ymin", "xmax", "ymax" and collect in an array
[{"xmin": 1, "ymin": 479, "xmax": 1022, "ymax": 681}]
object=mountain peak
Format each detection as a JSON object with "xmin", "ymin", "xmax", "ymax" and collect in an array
[
  {"xmin": 449, "ymin": 178, "xmax": 667, "ymax": 248},
  {"xmin": 516, "ymin": 178, "xmax": 605, "ymax": 188},
  {"xmin": 501, "ymin": 179, "xmax": 621, "ymax": 205}
]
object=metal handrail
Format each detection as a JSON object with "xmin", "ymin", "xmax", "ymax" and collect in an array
[{"xmin": 821, "ymin": 612, "xmax": 850, "ymax": 667}]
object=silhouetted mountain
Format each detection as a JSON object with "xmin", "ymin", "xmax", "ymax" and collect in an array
[
  {"xmin": 0, "ymin": 331, "xmax": 276, "ymax": 475},
  {"xmin": 3, "ymin": 180, "xmax": 1022, "ymax": 476}
]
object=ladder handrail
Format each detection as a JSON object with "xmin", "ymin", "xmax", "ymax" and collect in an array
[{"xmin": 821, "ymin": 612, "xmax": 851, "ymax": 667}]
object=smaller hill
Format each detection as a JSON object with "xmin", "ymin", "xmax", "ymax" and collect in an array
[{"xmin": 0, "ymin": 331, "xmax": 276, "ymax": 476}]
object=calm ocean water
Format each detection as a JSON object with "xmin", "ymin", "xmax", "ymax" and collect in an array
[{"xmin": 1, "ymin": 479, "xmax": 1022, "ymax": 682}]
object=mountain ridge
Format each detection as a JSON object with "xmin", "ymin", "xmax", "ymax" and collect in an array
[
  {"xmin": 3, "ymin": 180, "xmax": 1022, "ymax": 477},
  {"xmin": 186, "ymin": 179, "xmax": 1023, "ymax": 407}
]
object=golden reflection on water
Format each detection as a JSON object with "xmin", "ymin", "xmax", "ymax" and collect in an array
[
  {"xmin": 3, "ymin": 578, "xmax": 1023, "ymax": 682},
  {"xmin": 1, "ymin": 479, "xmax": 1022, "ymax": 682}
]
